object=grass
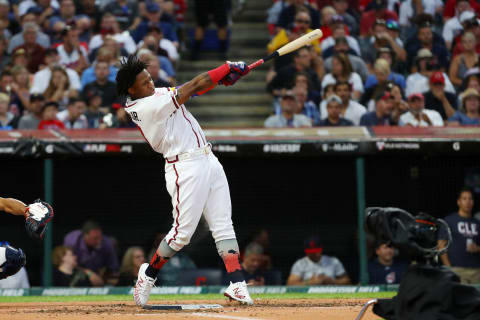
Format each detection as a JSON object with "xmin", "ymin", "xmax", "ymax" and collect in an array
[{"xmin": 0, "ymin": 292, "xmax": 396, "ymax": 303}]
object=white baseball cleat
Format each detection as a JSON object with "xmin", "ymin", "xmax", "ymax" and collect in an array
[
  {"xmin": 224, "ymin": 281, "xmax": 254, "ymax": 305},
  {"xmin": 133, "ymin": 263, "xmax": 156, "ymax": 306}
]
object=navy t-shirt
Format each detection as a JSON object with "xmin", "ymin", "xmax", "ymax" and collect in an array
[
  {"xmin": 438, "ymin": 213, "xmax": 480, "ymax": 268},
  {"xmin": 368, "ymin": 258, "xmax": 409, "ymax": 284},
  {"xmin": 359, "ymin": 111, "xmax": 394, "ymax": 126}
]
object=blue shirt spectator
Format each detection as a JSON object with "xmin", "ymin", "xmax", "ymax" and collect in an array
[
  {"xmin": 81, "ymin": 64, "xmax": 117, "ymax": 89},
  {"xmin": 448, "ymin": 112, "xmax": 480, "ymax": 125},
  {"xmin": 365, "ymin": 73, "xmax": 406, "ymax": 91},
  {"xmin": 368, "ymin": 241, "xmax": 409, "ymax": 284}
]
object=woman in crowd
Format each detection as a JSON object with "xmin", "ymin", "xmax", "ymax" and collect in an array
[
  {"xmin": 448, "ymin": 88, "xmax": 480, "ymax": 125},
  {"xmin": 52, "ymin": 245, "xmax": 104, "ymax": 287},
  {"xmin": 117, "ymin": 246, "xmax": 146, "ymax": 286},
  {"xmin": 9, "ymin": 65, "xmax": 31, "ymax": 117},
  {"xmin": 43, "ymin": 66, "xmax": 77, "ymax": 109},
  {"xmin": 321, "ymin": 53, "xmax": 363, "ymax": 101},
  {"xmin": 449, "ymin": 32, "xmax": 479, "ymax": 88}
]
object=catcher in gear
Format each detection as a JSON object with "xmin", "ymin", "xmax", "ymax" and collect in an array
[{"xmin": 0, "ymin": 197, "xmax": 54, "ymax": 280}]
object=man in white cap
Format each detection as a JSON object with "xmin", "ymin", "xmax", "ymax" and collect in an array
[{"xmin": 443, "ymin": 0, "xmax": 475, "ymax": 49}]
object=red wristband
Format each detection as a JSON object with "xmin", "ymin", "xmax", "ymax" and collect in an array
[{"xmin": 207, "ymin": 63, "xmax": 230, "ymax": 83}]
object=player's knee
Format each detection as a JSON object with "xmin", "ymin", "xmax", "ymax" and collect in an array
[{"xmin": 0, "ymin": 245, "xmax": 26, "ymax": 280}]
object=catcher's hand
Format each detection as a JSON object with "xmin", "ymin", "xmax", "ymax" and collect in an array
[
  {"xmin": 219, "ymin": 61, "xmax": 250, "ymax": 86},
  {"xmin": 25, "ymin": 200, "xmax": 54, "ymax": 240}
]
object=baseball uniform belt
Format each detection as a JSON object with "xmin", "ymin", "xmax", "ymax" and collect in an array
[{"xmin": 165, "ymin": 143, "xmax": 212, "ymax": 163}]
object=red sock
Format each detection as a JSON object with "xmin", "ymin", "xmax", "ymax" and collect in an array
[
  {"xmin": 221, "ymin": 251, "xmax": 244, "ymax": 283},
  {"xmin": 145, "ymin": 252, "xmax": 169, "ymax": 278}
]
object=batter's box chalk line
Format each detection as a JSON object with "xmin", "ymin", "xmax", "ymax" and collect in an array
[{"xmin": 142, "ymin": 304, "xmax": 224, "ymax": 310}]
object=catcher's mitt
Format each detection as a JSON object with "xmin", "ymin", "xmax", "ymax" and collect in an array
[{"xmin": 25, "ymin": 200, "xmax": 54, "ymax": 240}]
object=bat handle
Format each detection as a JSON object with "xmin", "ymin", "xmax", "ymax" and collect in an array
[
  {"xmin": 248, "ymin": 52, "xmax": 279, "ymax": 71},
  {"xmin": 248, "ymin": 59, "xmax": 264, "ymax": 70}
]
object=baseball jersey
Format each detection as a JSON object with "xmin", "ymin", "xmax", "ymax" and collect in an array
[
  {"xmin": 438, "ymin": 213, "xmax": 480, "ymax": 268},
  {"xmin": 124, "ymin": 88, "xmax": 207, "ymax": 158},
  {"xmin": 290, "ymin": 255, "xmax": 346, "ymax": 280},
  {"xmin": 368, "ymin": 258, "xmax": 409, "ymax": 284}
]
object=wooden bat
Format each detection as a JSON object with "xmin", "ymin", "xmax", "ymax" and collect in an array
[{"xmin": 248, "ymin": 29, "xmax": 323, "ymax": 70}]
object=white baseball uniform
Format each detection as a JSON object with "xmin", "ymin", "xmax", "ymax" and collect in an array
[{"xmin": 124, "ymin": 87, "xmax": 236, "ymax": 251}]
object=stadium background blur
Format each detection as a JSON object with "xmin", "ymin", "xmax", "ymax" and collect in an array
[{"xmin": 0, "ymin": 0, "xmax": 479, "ymax": 288}]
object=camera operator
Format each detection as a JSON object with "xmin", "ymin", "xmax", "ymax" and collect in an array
[{"xmin": 438, "ymin": 187, "xmax": 480, "ymax": 284}]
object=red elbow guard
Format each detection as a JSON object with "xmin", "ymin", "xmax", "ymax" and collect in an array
[{"xmin": 207, "ymin": 63, "xmax": 230, "ymax": 84}]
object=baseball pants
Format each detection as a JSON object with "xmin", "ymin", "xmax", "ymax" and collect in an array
[{"xmin": 164, "ymin": 152, "xmax": 236, "ymax": 251}]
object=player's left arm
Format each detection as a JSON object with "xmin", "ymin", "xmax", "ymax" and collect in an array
[
  {"xmin": 176, "ymin": 61, "xmax": 249, "ymax": 105},
  {"xmin": 0, "ymin": 197, "xmax": 27, "ymax": 217}
]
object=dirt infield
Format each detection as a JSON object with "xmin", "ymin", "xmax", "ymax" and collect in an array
[{"xmin": 0, "ymin": 298, "xmax": 380, "ymax": 320}]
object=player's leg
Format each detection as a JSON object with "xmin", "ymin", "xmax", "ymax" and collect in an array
[
  {"xmin": 192, "ymin": 0, "xmax": 209, "ymax": 60},
  {"xmin": 134, "ymin": 160, "xmax": 210, "ymax": 306},
  {"xmin": 0, "ymin": 244, "xmax": 26, "ymax": 280},
  {"xmin": 212, "ymin": 0, "xmax": 229, "ymax": 60},
  {"xmin": 203, "ymin": 155, "xmax": 253, "ymax": 304}
]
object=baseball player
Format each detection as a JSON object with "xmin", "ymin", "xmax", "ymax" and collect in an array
[
  {"xmin": 0, "ymin": 197, "xmax": 54, "ymax": 280},
  {"xmin": 116, "ymin": 55, "xmax": 253, "ymax": 306}
]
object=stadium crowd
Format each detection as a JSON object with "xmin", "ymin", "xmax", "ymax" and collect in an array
[{"xmin": 264, "ymin": 0, "xmax": 480, "ymax": 127}]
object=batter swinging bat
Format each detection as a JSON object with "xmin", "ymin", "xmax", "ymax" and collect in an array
[{"xmin": 248, "ymin": 29, "xmax": 323, "ymax": 70}]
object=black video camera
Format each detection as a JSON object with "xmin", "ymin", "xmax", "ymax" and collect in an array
[{"xmin": 365, "ymin": 207, "xmax": 452, "ymax": 263}]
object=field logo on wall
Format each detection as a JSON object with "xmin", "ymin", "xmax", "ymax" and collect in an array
[
  {"xmin": 376, "ymin": 141, "xmax": 420, "ymax": 151},
  {"xmin": 263, "ymin": 144, "xmax": 301, "ymax": 153},
  {"xmin": 321, "ymin": 143, "xmax": 359, "ymax": 152}
]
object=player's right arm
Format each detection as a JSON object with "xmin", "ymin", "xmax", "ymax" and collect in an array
[{"xmin": 0, "ymin": 198, "xmax": 27, "ymax": 217}]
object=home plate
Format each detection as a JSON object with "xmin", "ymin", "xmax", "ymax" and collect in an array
[{"xmin": 143, "ymin": 304, "xmax": 223, "ymax": 310}]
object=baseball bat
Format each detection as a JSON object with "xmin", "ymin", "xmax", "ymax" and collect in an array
[{"xmin": 248, "ymin": 29, "xmax": 323, "ymax": 70}]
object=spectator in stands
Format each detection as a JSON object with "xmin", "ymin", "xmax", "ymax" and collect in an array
[
  {"xmin": 332, "ymin": 0, "xmax": 359, "ymax": 35},
  {"xmin": 43, "ymin": 65, "xmax": 78, "ymax": 109},
  {"xmin": 139, "ymin": 26, "xmax": 179, "ymax": 64},
  {"xmin": 448, "ymin": 88, "xmax": 480, "ymax": 125},
  {"xmin": 104, "ymin": 0, "xmax": 139, "ymax": 31},
  {"xmin": 267, "ymin": 47, "xmax": 321, "ymax": 97},
  {"xmin": 0, "ymin": 70, "xmax": 12, "ymax": 95},
  {"xmin": 318, "ymin": 94, "xmax": 354, "ymax": 126},
  {"xmin": 17, "ymin": 93, "xmax": 44, "ymax": 129},
  {"xmin": 424, "ymin": 71, "xmax": 457, "ymax": 120},
  {"xmin": 360, "ymin": 0, "xmax": 398, "ymax": 37},
  {"xmin": 240, "ymin": 242, "xmax": 278, "ymax": 286},
  {"xmin": 117, "ymin": 246, "xmax": 146, "ymax": 286},
  {"xmin": 37, "ymin": 101, "xmax": 65, "ymax": 130},
  {"xmin": 83, "ymin": 87, "xmax": 107, "ymax": 128},
  {"xmin": 57, "ymin": 97, "xmax": 88, "ymax": 129},
  {"xmin": 293, "ymin": 84, "xmax": 321, "ymax": 126},
  {"xmin": 405, "ymin": 49, "xmax": 456, "ymax": 97},
  {"xmin": 0, "ymin": 93, "xmax": 14, "ymax": 129},
  {"xmin": 460, "ymin": 67, "xmax": 480, "ymax": 93},
  {"xmin": 243, "ymin": 228, "xmax": 272, "ymax": 271},
  {"xmin": 49, "ymin": 0, "xmax": 84, "ymax": 33},
  {"xmin": 323, "ymin": 37, "xmax": 368, "ymax": 81},
  {"xmin": 276, "ymin": 0, "xmax": 320, "ymax": 30},
  {"xmin": 145, "ymin": 55, "xmax": 171, "ymax": 87},
  {"xmin": 438, "ymin": 187, "xmax": 480, "ymax": 284},
  {"xmin": 268, "ymin": 10, "xmax": 322, "ymax": 60},
  {"xmin": 88, "ymin": 13, "xmax": 136, "ymax": 56},
  {"xmin": 30, "ymin": 49, "xmax": 81, "ymax": 95},
  {"xmin": 362, "ymin": 58, "xmax": 405, "ymax": 108},
  {"xmin": 52, "ymin": 245, "xmax": 103, "ymax": 287},
  {"xmin": 399, "ymin": 92, "xmax": 444, "ymax": 126},
  {"xmin": 56, "ymin": 25, "xmax": 89, "ymax": 75},
  {"xmin": 64, "ymin": 220, "xmax": 119, "ymax": 284},
  {"xmin": 191, "ymin": 0, "xmax": 229, "ymax": 60},
  {"xmin": 10, "ymin": 22, "xmax": 45, "ymax": 73},
  {"xmin": 131, "ymin": 1, "xmax": 178, "ymax": 46},
  {"xmin": 10, "ymin": 47, "xmax": 29, "ymax": 70},
  {"xmin": 443, "ymin": 0, "xmax": 474, "ymax": 50},
  {"xmin": 0, "ymin": 34, "xmax": 9, "ymax": 71},
  {"xmin": 368, "ymin": 240, "xmax": 409, "ymax": 284},
  {"xmin": 81, "ymin": 47, "xmax": 118, "ymax": 89},
  {"xmin": 75, "ymin": 0, "xmax": 103, "ymax": 33},
  {"xmin": 9, "ymin": 65, "xmax": 31, "ymax": 117},
  {"xmin": 360, "ymin": 90, "xmax": 397, "ymax": 125},
  {"xmin": 287, "ymin": 235, "xmax": 351, "ymax": 285},
  {"xmin": 321, "ymin": 81, "xmax": 367, "ymax": 125},
  {"xmin": 405, "ymin": 21, "xmax": 449, "ymax": 72},
  {"xmin": 362, "ymin": 19, "xmax": 407, "ymax": 67},
  {"xmin": 321, "ymin": 15, "xmax": 360, "ymax": 58},
  {"xmin": 265, "ymin": 89, "xmax": 312, "ymax": 128},
  {"xmin": 452, "ymin": 15, "xmax": 480, "ymax": 57},
  {"xmin": 449, "ymin": 32, "xmax": 479, "ymax": 88},
  {"xmin": 322, "ymin": 53, "xmax": 364, "ymax": 101},
  {"xmin": 82, "ymin": 61, "xmax": 118, "ymax": 111},
  {"xmin": 8, "ymin": 12, "xmax": 50, "ymax": 54},
  {"xmin": 390, "ymin": 83, "xmax": 409, "ymax": 119}
]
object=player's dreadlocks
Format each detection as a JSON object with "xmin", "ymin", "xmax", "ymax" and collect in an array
[{"xmin": 116, "ymin": 55, "xmax": 148, "ymax": 97}]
